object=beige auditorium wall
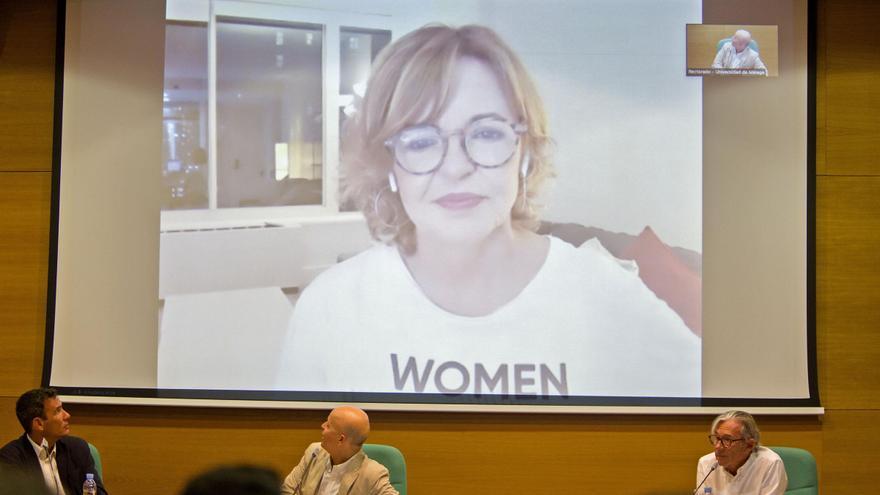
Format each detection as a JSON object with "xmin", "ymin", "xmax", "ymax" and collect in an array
[
  {"xmin": 814, "ymin": 0, "xmax": 880, "ymax": 490},
  {"xmin": 0, "ymin": 0, "xmax": 877, "ymax": 492}
]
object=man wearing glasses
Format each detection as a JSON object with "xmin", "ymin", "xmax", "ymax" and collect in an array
[{"xmin": 695, "ymin": 410, "xmax": 787, "ymax": 494}]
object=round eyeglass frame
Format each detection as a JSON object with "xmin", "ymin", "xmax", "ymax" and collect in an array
[
  {"xmin": 384, "ymin": 117, "xmax": 527, "ymax": 175},
  {"xmin": 708, "ymin": 435, "xmax": 746, "ymax": 448}
]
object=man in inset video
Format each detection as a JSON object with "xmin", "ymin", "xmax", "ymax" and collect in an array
[{"xmin": 712, "ymin": 29, "xmax": 767, "ymax": 72}]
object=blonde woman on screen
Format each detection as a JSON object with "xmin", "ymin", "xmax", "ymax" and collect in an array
[{"xmin": 275, "ymin": 24, "xmax": 700, "ymax": 397}]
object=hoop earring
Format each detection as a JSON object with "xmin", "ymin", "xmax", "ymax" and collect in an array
[
  {"xmin": 519, "ymin": 151, "xmax": 530, "ymax": 209},
  {"xmin": 388, "ymin": 172, "xmax": 398, "ymax": 193},
  {"xmin": 373, "ymin": 185, "xmax": 400, "ymax": 231}
]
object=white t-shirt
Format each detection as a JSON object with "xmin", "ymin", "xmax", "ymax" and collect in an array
[
  {"xmin": 275, "ymin": 236, "xmax": 700, "ymax": 397},
  {"xmin": 696, "ymin": 447, "xmax": 788, "ymax": 495}
]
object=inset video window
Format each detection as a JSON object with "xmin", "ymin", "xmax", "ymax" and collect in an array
[{"xmin": 686, "ymin": 24, "xmax": 778, "ymax": 77}]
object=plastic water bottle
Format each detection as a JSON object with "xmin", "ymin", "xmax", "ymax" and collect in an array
[{"xmin": 83, "ymin": 473, "xmax": 97, "ymax": 495}]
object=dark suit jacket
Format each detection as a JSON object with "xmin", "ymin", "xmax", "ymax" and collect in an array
[{"xmin": 0, "ymin": 434, "xmax": 108, "ymax": 495}]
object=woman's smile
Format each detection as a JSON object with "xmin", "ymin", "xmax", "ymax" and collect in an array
[{"xmin": 433, "ymin": 192, "xmax": 486, "ymax": 210}]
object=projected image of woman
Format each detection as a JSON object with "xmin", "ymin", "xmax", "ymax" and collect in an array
[{"xmin": 275, "ymin": 24, "xmax": 700, "ymax": 397}]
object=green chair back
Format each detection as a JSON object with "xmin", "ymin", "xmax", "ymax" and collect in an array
[
  {"xmin": 768, "ymin": 446, "xmax": 817, "ymax": 495},
  {"xmin": 87, "ymin": 442, "xmax": 103, "ymax": 480},
  {"xmin": 362, "ymin": 443, "xmax": 406, "ymax": 495}
]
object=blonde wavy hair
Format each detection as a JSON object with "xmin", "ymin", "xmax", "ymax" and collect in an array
[{"xmin": 341, "ymin": 24, "xmax": 554, "ymax": 254}]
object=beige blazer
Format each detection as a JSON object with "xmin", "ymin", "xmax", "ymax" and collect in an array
[{"xmin": 281, "ymin": 443, "xmax": 398, "ymax": 495}]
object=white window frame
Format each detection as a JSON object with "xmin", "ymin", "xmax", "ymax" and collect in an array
[{"xmin": 162, "ymin": 0, "xmax": 397, "ymax": 231}]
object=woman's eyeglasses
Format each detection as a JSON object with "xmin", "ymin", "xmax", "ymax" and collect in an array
[{"xmin": 385, "ymin": 116, "xmax": 526, "ymax": 175}]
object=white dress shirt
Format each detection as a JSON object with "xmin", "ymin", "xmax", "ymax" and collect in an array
[
  {"xmin": 316, "ymin": 454, "xmax": 357, "ymax": 495},
  {"xmin": 696, "ymin": 447, "xmax": 788, "ymax": 495},
  {"xmin": 26, "ymin": 435, "xmax": 67, "ymax": 495},
  {"xmin": 711, "ymin": 42, "xmax": 767, "ymax": 71}
]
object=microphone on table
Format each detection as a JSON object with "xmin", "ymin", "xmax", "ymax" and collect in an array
[
  {"xmin": 293, "ymin": 448, "xmax": 319, "ymax": 495},
  {"xmin": 693, "ymin": 462, "xmax": 718, "ymax": 495}
]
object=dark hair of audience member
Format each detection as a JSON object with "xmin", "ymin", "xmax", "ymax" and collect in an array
[
  {"xmin": 181, "ymin": 465, "xmax": 281, "ymax": 495},
  {"xmin": 0, "ymin": 465, "xmax": 52, "ymax": 495}
]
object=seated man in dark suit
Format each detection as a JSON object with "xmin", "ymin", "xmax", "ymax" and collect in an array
[{"xmin": 0, "ymin": 388, "xmax": 107, "ymax": 495}]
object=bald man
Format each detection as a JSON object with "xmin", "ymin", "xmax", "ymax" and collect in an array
[
  {"xmin": 712, "ymin": 29, "xmax": 767, "ymax": 72},
  {"xmin": 281, "ymin": 407, "xmax": 398, "ymax": 495}
]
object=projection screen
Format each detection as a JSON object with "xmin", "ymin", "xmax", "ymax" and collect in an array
[{"xmin": 45, "ymin": 0, "xmax": 819, "ymax": 412}]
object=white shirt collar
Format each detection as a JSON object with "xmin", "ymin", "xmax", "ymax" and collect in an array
[
  {"xmin": 26, "ymin": 434, "xmax": 52, "ymax": 459},
  {"xmin": 26, "ymin": 434, "xmax": 67, "ymax": 495},
  {"xmin": 724, "ymin": 448, "xmax": 759, "ymax": 478},
  {"xmin": 323, "ymin": 451, "xmax": 357, "ymax": 476}
]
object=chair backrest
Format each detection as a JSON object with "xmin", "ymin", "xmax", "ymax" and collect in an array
[
  {"xmin": 767, "ymin": 446, "xmax": 817, "ymax": 495},
  {"xmin": 362, "ymin": 444, "xmax": 406, "ymax": 495},
  {"xmin": 716, "ymin": 37, "xmax": 760, "ymax": 53},
  {"xmin": 87, "ymin": 442, "xmax": 103, "ymax": 480}
]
